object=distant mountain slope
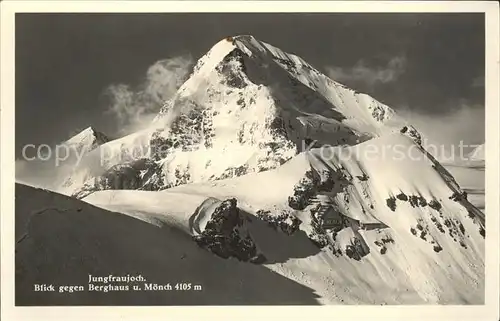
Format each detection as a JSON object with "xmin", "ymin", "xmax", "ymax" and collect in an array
[
  {"xmin": 15, "ymin": 127, "xmax": 110, "ymax": 191},
  {"xmin": 62, "ymin": 126, "xmax": 110, "ymax": 154}
]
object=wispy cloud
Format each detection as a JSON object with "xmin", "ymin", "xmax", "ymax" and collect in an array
[
  {"xmin": 104, "ymin": 55, "xmax": 194, "ymax": 134},
  {"xmin": 325, "ymin": 56, "xmax": 406, "ymax": 88}
]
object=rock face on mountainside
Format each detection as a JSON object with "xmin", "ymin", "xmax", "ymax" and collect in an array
[
  {"xmin": 72, "ymin": 158, "xmax": 166, "ymax": 199},
  {"xmin": 193, "ymin": 198, "xmax": 266, "ymax": 263}
]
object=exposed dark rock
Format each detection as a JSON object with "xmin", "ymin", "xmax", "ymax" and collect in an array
[
  {"xmin": 308, "ymin": 218, "xmax": 329, "ymax": 249},
  {"xmin": 256, "ymin": 210, "xmax": 302, "ymax": 235},
  {"xmin": 216, "ymin": 164, "xmax": 249, "ymax": 180},
  {"xmin": 193, "ymin": 198, "xmax": 264, "ymax": 263},
  {"xmin": 449, "ymin": 191, "xmax": 468, "ymax": 202},
  {"xmin": 288, "ymin": 170, "xmax": 320, "ymax": 210},
  {"xmin": 458, "ymin": 222, "xmax": 466, "ymax": 234},
  {"xmin": 418, "ymin": 196, "xmax": 427, "ymax": 207},
  {"xmin": 72, "ymin": 158, "xmax": 165, "ymax": 199},
  {"xmin": 433, "ymin": 244, "xmax": 443, "ymax": 253},
  {"xmin": 374, "ymin": 235, "xmax": 393, "ymax": 255},
  {"xmin": 215, "ymin": 49, "xmax": 248, "ymax": 89},
  {"xmin": 345, "ymin": 238, "xmax": 368, "ymax": 261},
  {"xmin": 396, "ymin": 192, "xmax": 408, "ymax": 201},
  {"xmin": 428, "ymin": 199, "xmax": 442, "ymax": 211},
  {"xmin": 386, "ymin": 197, "xmax": 397, "ymax": 212},
  {"xmin": 408, "ymin": 195, "xmax": 420, "ymax": 207},
  {"xmin": 236, "ymin": 97, "xmax": 246, "ymax": 108},
  {"xmin": 400, "ymin": 125, "xmax": 422, "ymax": 145},
  {"xmin": 371, "ymin": 105, "xmax": 387, "ymax": 122}
]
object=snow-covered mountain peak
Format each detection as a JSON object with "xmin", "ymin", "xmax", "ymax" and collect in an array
[
  {"xmin": 63, "ymin": 126, "xmax": 110, "ymax": 153},
  {"xmin": 156, "ymin": 34, "xmax": 410, "ymax": 138},
  {"xmin": 63, "ymin": 36, "xmax": 423, "ymax": 197}
]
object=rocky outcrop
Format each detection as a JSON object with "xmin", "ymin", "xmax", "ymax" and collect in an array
[
  {"xmin": 256, "ymin": 209, "xmax": 302, "ymax": 235},
  {"xmin": 400, "ymin": 125, "xmax": 422, "ymax": 145},
  {"xmin": 72, "ymin": 158, "xmax": 165, "ymax": 199},
  {"xmin": 193, "ymin": 198, "xmax": 265, "ymax": 264}
]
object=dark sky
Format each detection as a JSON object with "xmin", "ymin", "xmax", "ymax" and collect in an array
[{"xmin": 15, "ymin": 13, "xmax": 485, "ymax": 157}]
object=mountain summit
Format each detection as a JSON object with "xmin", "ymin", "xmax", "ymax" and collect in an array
[{"xmin": 63, "ymin": 35, "xmax": 421, "ymax": 197}]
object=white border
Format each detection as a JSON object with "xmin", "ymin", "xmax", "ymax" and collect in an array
[{"xmin": 1, "ymin": 1, "xmax": 499, "ymax": 321}]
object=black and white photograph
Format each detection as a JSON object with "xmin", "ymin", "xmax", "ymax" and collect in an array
[{"xmin": 1, "ymin": 1, "xmax": 499, "ymax": 318}]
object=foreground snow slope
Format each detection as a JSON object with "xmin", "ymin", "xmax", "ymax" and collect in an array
[
  {"xmin": 15, "ymin": 183, "xmax": 322, "ymax": 305},
  {"xmin": 85, "ymin": 133, "xmax": 485, "ymax": 304}
]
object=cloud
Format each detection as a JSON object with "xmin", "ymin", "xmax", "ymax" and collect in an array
[
  {"xmin": 326, "ymin": 56, "xmax": 406, "ymax": 88},
  {"xmin": 398, "ymin": 100, "xmax": 485, "ymax": 160},
  {"xmin": 104, "ymin": 55, "xmax": 194, "ymax": 134}
]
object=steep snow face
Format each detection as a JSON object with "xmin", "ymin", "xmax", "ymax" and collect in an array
[
  {"xmin": 85, "ymin": 132, "xmax": 484, "ymax": 304},
  {"xmin": 232, "ymin": 35, "xmax": 408, "ymax": 135}
]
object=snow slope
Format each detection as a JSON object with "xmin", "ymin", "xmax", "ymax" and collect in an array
[
  {"xmin": 15, "ymin": 183, "xmax": 321, "ymax": 305},
  {"xmin": 85, "ymin": 133, "xmax": 485, "ymax": 304}
]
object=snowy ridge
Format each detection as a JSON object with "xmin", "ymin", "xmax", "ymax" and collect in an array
[{"xmin": 63, "ymin": 126, "xmax": 110, "ymax": 153}]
